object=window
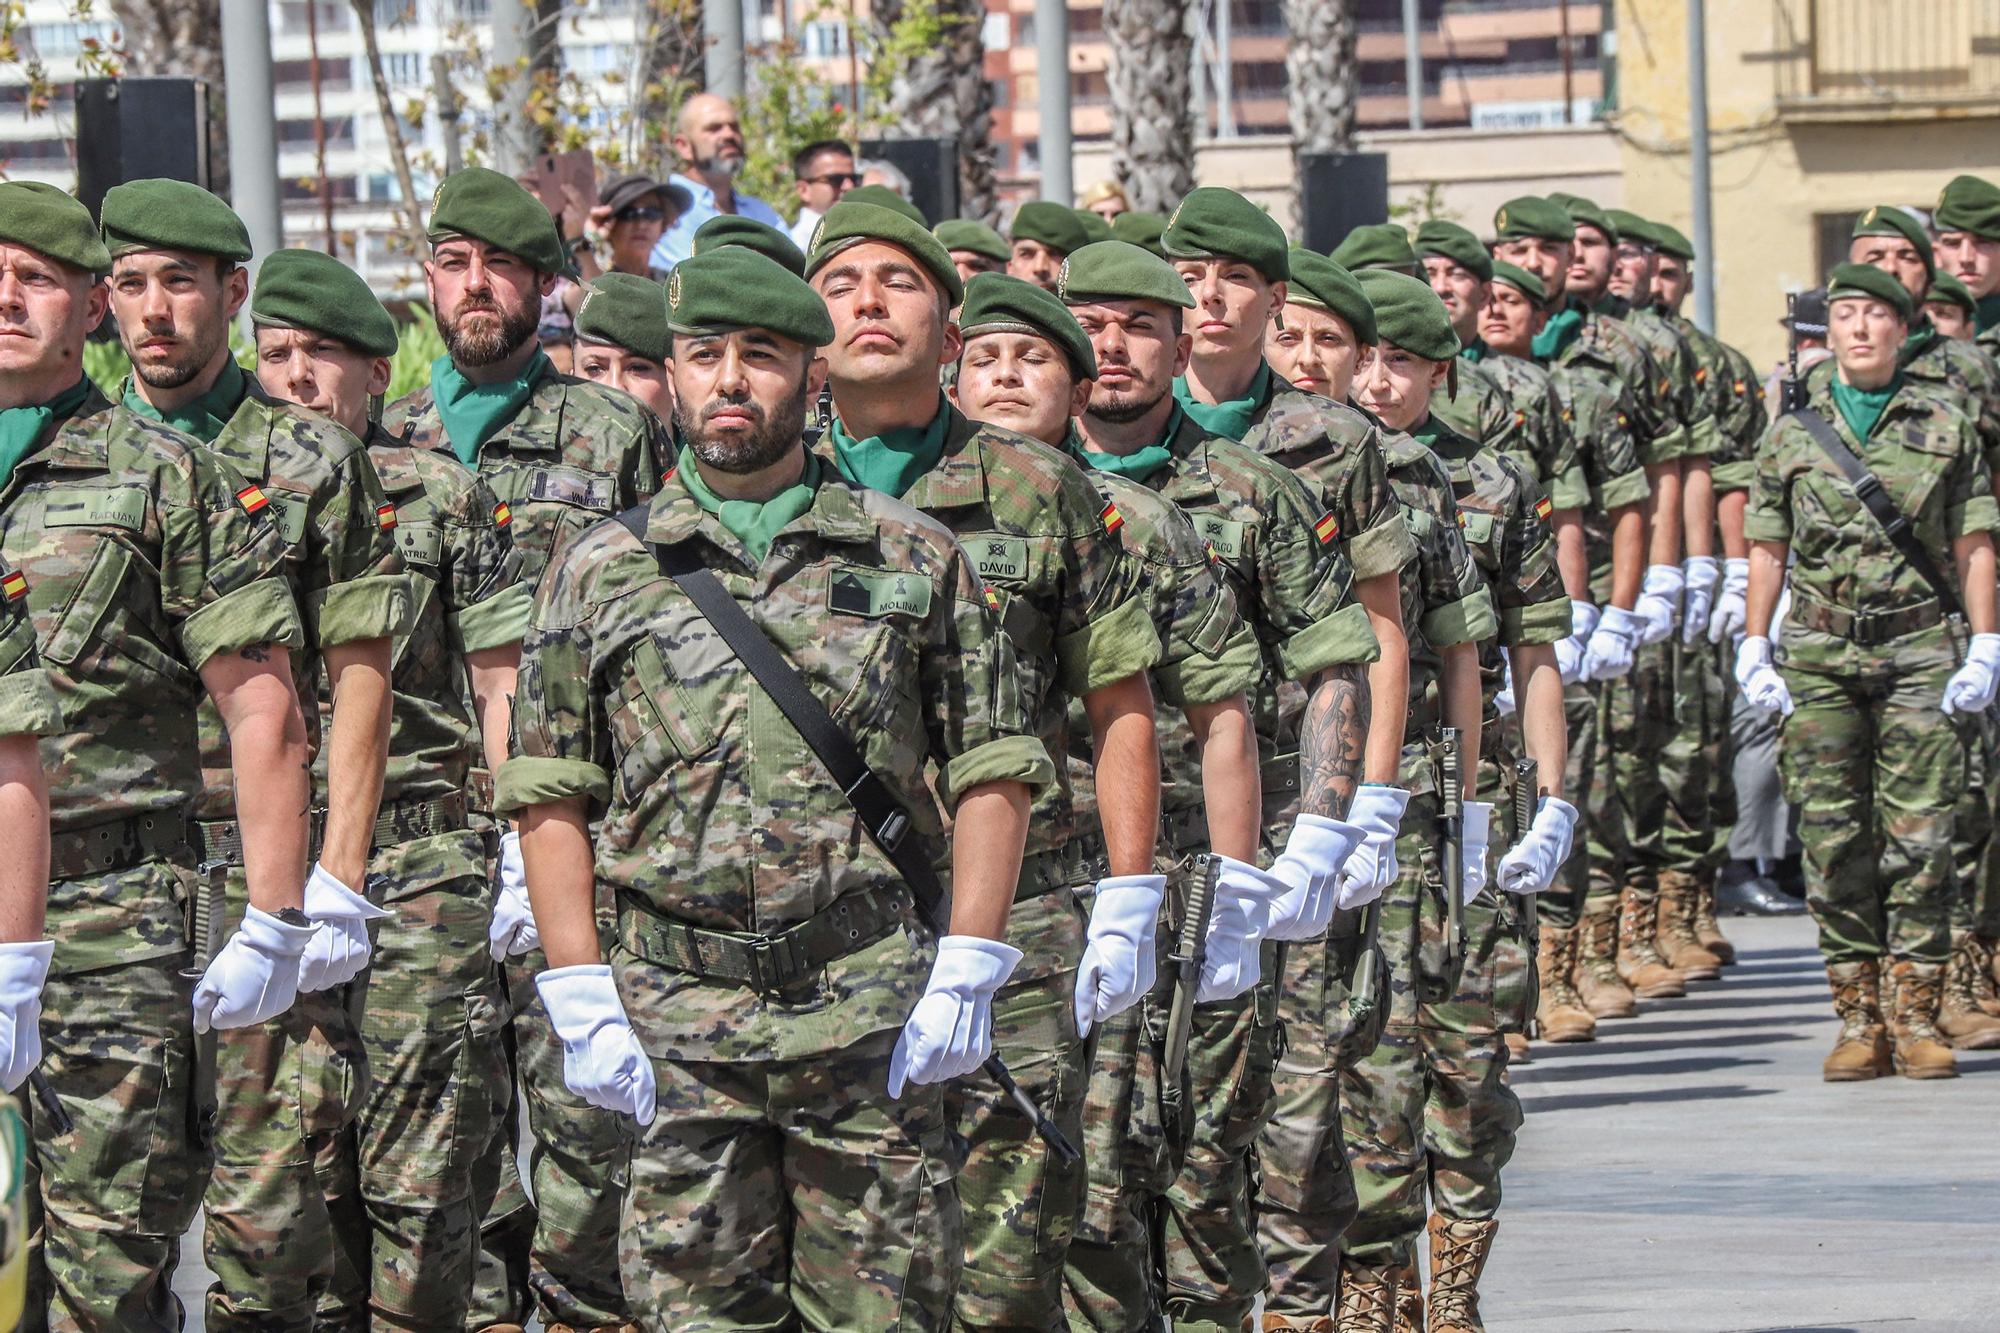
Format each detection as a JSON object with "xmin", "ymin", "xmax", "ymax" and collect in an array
[
  {"xmin": 803, "ymin": 19, "xmax": 848, "ymax": 58},
  {"xmin": 980, "ymin": 12, "xmax": 1009, "ymax": 49},
  {"xmin": 30, "ymin": 21, "xmax": 114, "ymax": 56},
  {"xmin": 383, "ymin": 51, "xmax": 424, "ymax": 86}
]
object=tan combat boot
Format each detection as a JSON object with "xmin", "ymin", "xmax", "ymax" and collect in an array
[
  {"xmin": 1655, "ymin": 870, "xmax": 1723, "ymax": 980},
  {"xmin": 1691, "ymin": 872, "xmax": 1736, "ymax": 964},
  {"xmin": 1614, "ymin": 889, "xmax": 1686, "ymax": 998},
  {"xmin": 1887, "ymin": 959, "xmax": 1960, "ymax": 1079},
  {"xmin": 1938, "ymin": 931, "xmax": 2000, "ymax": 1049},
  {"xmin": 1335, "ymin": 1258, "xmax": 1394, "ymax": 1333},
  {"xmin": 1425, "ymin": 1215, "xmax": 1498, "ymax": 1333},
  {"xmin": 1534, "ymin": 923, "xmax": 1596, "ymax": 1042},
  {"xmin": 1263, "ymin": 1314, "xmax": 1334, "ymax": 1331},
  {"xmin": 1576, "ymin": 897, "xmax": 1637, "ymax": 1018},
  {"xmin": 1964, "ymin": 932, "xmax": 2000, "ymax": 1018},
  {"xmin": 1822, "ymin": 960, "xmax": 1891, "ymax": 1081},
  {"xmin": 1387, "ymin": 1260, "xmax": 1425, "ymax": 1333}
]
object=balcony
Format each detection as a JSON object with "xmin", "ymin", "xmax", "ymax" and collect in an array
[{"xmin": 1771, "ymin": 0, "xmax": 2000, "ymax": 120}]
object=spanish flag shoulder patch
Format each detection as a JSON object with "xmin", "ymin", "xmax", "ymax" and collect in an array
[
  {"xmin": 236, "ymin": 484, "xmax": 270, "ymax": 517},
  {"xmin": 983, "ymin": 584, "xmax": 1002, "ymax": 612},
  {"xmin": 1456, "ymin": 509, "xmax": 1468, "ymax": 527},
  {"xmin": 376, "ymin": 502, "xmax": 398, "ymax": 531},
  {"xmin": 0, "ymin": 570, "xmax": 25, "ymax": 603},
  {"xmin": 1533, "ymin": 495, "xmax": 1554, "ymax": 521},
  {"xmin": 1100, "ymin": 500, "xmax": 1125, "ymax": 534},
  {"xmin": 493, "ymin": 501, "xmax": 513, "ymax": 528},
  {"xmin": 1313, "ymin": 511, "xmax": 1340, "ymax": 545}
]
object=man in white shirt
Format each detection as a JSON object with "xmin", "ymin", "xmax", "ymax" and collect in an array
[
  {"xmin": 649, "ymin": 92, "xmax": 787, "ymax": 269},
  {"xmin": 788, "ymin": 138, "xmax": 859, "ymax": 249}
]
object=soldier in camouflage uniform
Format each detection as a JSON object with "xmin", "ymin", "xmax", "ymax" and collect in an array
[
  {"xmin": 1739, "ymin": 263, "xmax": 2000, "ymax": 1083},
  {"xmin": 381, "ymin": 168, "xmax": 671, "ymax": 1333},
  {"xmin": 100, "ymin": 180, "xmax": 412, "ymax": 1331},
  {"xmin": 806, "ymin": 204, "xmax": 1165, "ymax": 1330},
  {"xmin": 498, "ymin": 245, "xmax": 1055, "ymax": 1327},
  {"xmin": 0, "ymin": 181, "xmax": 322, "ymax": 1329},
  {"xmin": 0, "ymin": 494, "xmax": 54, "ymax": 1103},
  {"xmin": 244, "ymin": 249, "xmax": 531, "ymax": 1327},
  {"xmin": 572, "ymin": 271, "xmax": 675, "ymax": 421}
]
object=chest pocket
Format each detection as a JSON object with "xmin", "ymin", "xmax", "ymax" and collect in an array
[
  {"xmin": 491, "ymin": 464, "xmax": 620, "ymax": 569},
  {"xmin": 607, "ymin": 633, "xmax": 721, "ymax": 804},
  {"xmin": 40, "ymin": 538, "xmax": 186, "ymax": 689}
]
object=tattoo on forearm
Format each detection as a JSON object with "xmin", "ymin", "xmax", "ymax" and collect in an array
[
  {"xmin": 241, "ymin": 645, "xmax": 271, "ymax": 663},
  {"xmin": 1300, "ymin": 665, "xmax": 1369, "ymax": 820}
]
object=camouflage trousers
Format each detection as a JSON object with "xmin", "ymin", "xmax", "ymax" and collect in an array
[
  {"xmin": 1475, "ymin": 731, "xmax": 1543, "ymax": 1037},
  {"xmin": 620, "ymin": 1020, "xmax": 959, "ymax": 1330},
  {"xmin": 1585, "ymin": 639, "xmax": 1681, "ymax": 905},
  {"xmin": 1952, "ymin": 702, "xmax": 2000, "ymax": 937},
  {"xmin": 1778, "ymin": 634, "xmax": 1967, "ymax": 965},
  {"xmin": 944, "ymin": 887, "xmax": 1090, "ymax": 1331},
  {"xmin": 311, "ymin": 829, "xmax": 512, "ymax": 1330},
  {"xmin": 203, "ymin": 866, "xmax": 369, "ymax": 1332},
  {"xmin": 1541, "ymin": 684, "xmax": 1599, "ymax": 931},
  {"xmin": 1659, "ymin": 639, "xmax": 1733, "ymax": 880}
]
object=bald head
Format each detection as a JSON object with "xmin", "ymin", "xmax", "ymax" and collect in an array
[{"xmin": 674, "ymin": 93, "xmax": 746, "ymax": 186}]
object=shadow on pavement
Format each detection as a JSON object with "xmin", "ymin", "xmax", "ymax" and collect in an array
[
  {"xmin": 1514, "ymin": 1053, "xmax": 1774, "ymax": 1084},
  {"xmin": 1516, "ymin": 1082, "xmax": 1779, "ymax": 1114}
]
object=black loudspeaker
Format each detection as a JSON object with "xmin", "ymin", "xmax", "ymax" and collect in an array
[
  {"xmin": 76, "ymin": 78, "xmax": 212, "ymax": 219},
  {"xmin": 859, "ymin": 137, "xmax": 960, "ymax": 226},
  {"xmin": 1296, "ymin": 151, "xmax": 1390, "ymax": 255}
]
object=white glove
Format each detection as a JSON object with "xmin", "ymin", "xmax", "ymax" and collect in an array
[
  {"xmin": 1942, "ymin": 633, "xmax": 2000, "ymax": 716},
  {"xmin": 489, "ymin": 831, "xmax": 540, "ymax": 961},
  {"xmin": 1196, "ymin": 856, "xmax": 1288, "ymax": 1003},
  {"xmin": 1681, "ymin": 556, "xmax": 1721, "ymax": 645},
  {"xmin": 1460, "ymin": 802, "xmax": 1494, "ymax": 904},
  {"xmin": 0, "ymin": 940, "xmax": 52, "ymax": 1093},
  {"xmin": 1265, "ymin": 814, "xmax": 1367, "ymax": 942},
  {"xmin": 1498, "ymin": 796, "xmax": 1580, "ymax": 895},
  {"xmin": 1634, "ymin": 564, "xmax": 1684, "ymax": 645},
  {"xmin": 1707, "ymin": 557, "xmax": 1749, "ymax": 644},
  {"xmin": 191, "ymin": 906, "xmax": 319, "ymax": 1033},
  {"xmin": 538, "ymin": 964, "xmax": 656, "ymax": 1124},
  {"xmin": 1333, "ymin": 785, "xmax": 1412, "ymax": 910},
  {"xmin": 296, "ymin": 864, "xmax": 392, "ymax": 993},
  {"xmin": 889, "ymin": 935, "xmax": 1022, "ymax": 1097},
  {"xmin": 1733, "ymin": 635, "xmax": 1793, "ymax": 717},
  {"xmin": 1073, "ymin": 874, "xmax": 1166, "ymax": 1035},
  {"xmin": 1582, "ymin": 606, "xmax": 1645, "ymax": 681},
  {"xmin": 1555, "ymin": 601, "xmax": 1599, "ymax": 684}
]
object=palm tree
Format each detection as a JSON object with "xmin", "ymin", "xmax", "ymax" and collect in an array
[
  {"xmin": 1285, "ymin": 0, "xmax": 1359, "ymax": 210},
  {"xmin": 874, "ymin": 0, "xmax": 999, "ymax": 222},
  {"xmin": 1106, "ymin": 0, "xmax": 1195, "ymax": 212}
]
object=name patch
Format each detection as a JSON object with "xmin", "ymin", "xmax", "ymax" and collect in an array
[
  {"xmin": 1193, "ymin": 514, "xmax": 1245, "ymax": 560},
  {"xmin": 971, "ymin": 535, "xmax": 1028, "ymax": 583},
  {"xmin": 270, "ymin": 495, "xmax": 310, "ymax": 545},
  {"xmin": 44, "ymin": 487, "xmax": 146, "ymax": 531},
  {"xmin": 397, "ymin": 521, "xmax": 444, "ymax": 567},
  {"xmin": 829, "ymin": 566, "xmax": 934, "ymax": 620}
]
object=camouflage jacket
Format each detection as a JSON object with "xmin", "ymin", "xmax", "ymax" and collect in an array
[
  {"xmin": 358, "ymin": 425, "xmax": 530, "ymax": 810},
  {"xmin": 1430, "ymin": 357, "xmax": 1531, "ymax": 478},
  {"xmin": 1551, "ymin": 303, "xmax": 1687, "ymax": 467},
  {"xmin": 1746, "ymin": 375, "xmax": 1998, "ymax": 664},
  {"xmin": 0, "ymin": 386, "xmax": 302, "ymax": 970},
  {"xmin": 1623, "ymin": 303, "xmax": 1719, "ymax": 459},
  {"xmin": 0, "ymin": 589, "xmax": 56, "ymax": 742},
  {"xmin": 1419, "ymin": 416, "xmax": 1569, "ymax": 649},
  {"xmin": 383, "ymin": 364, "xmax": 670, "ymax": 585},
  {"xmin": 191, "ymin": 380, "xmax": 409, "ymax": 820},
  {"xmin": 1463, "ymin": 348, "xmax": 1587, "ymax": 512},
  {"xmin": 496, "ymin": 456, "xmax": 1053, "ymax": 1060},
  {"xmin": 1808, "ymin": 321, "xmax": 2000, "ymax": 485},
  {"xmin": 1549, "ymin": 368, "xmax": 1652, "ymax": 592},
  {"xmin": 1660, "ymin": 310, "xmax": 1766, "ymax": 494}
]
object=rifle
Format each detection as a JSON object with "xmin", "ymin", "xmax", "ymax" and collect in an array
[
  {"xmin": 1780, "ymin": 293, "xmax": 1809, "ymax": 414},
  {"xmin": 180, "ymin": 858, "xmax": 229, "ymax": 1148},
  {"xmin": 1161, "ymin": 853, "xmax": 1219, "ymax": 1084},
  {"xmin": 1437, "ymin": 728, "xmax": 1466, "ymax": 988},
  {"xmin": 1512, "ymin": 758, "xmax": 1540, "ymax": 940},
  {"xmin": 1349, "ymin": 900, "xmax": 1383, "ymax": 1034}
]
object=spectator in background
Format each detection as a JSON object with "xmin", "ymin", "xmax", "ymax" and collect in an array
[
  {"xmin": 1080, "ymin": 180, "xmax": 1129, "ymax": 224},
  {"xmin": 858, "ymin": 157, "xmax": 913, "ymax": 198},
  {"xmin": 790, "ymin": 139, "xmax": 858, "ymax": 250},
  {"xmin": 1763, "ymin": 285, "xmax": 1830, "ymax": 406},
  {"xmin": 649, "ymin": 92, "xmax": 786, "ymax": 270},
  {"xmin": 561, "ymin": 173, "xmax": 691, "ymax": 322}
]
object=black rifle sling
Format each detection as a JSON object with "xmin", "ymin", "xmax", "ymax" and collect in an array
[
  {"xmin": 614, "ymin": 506, "xmax": 947, "ymax": 923},
  {"xmin": 1789, "ymin": 407, "xmax": 1964, "ymax": 619}
]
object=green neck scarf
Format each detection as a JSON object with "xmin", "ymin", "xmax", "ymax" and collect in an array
[
  {"xmin": 1531, "ymin": 303, "xmax": 1587, "ymax": 361},
  {"xmin": 1831, "ymin": 371, "xmax": 1901, "ymax": 442},
  {"xmin": 677, "ymin": 443, "xmax": 820, "ymax": 564},
  {"xmin": 1901, "ymin": 318, "xmax": 1938, "ymax": 367},
  {"xmin": 0, "ymin": 377, "xmax": 90, "ymax": 492},
  {"xmin": 122, "ymin": 358, "xmax": 247, "ymax": 444},
  {"xmin": 1460, "ymin": 339, "xmax": 1487, "ymax": 363},
  {"xmin": 1975, "ymin": 292, "xmax": 2000, "ymax": 336},
  {"xmin": 1071, "ymin": 410, "xmax": 1178, "ymax": 483},
  {"xmin": 431, "ymin": 350, "xmax": 550, "ymax": 465},
  {"xmin": 1173, "ymin": 360, "xmax": 1272, "ymax": 441},
  {"xmin": 827, "ymin": 395, "xmax": 950, "ymax": 499}
]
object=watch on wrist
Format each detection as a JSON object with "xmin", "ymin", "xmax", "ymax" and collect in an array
[{"xmin": 272, "ymin": 907, "xmax": 312, "ymax": 927}]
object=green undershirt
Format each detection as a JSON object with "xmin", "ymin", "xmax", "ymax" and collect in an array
[
  {"xmin": 1531, "ymin": 304, "xmax": 1587, "ymax": 361},
  {"xmin": 431, "ymin": 350, "xmax": 550, "ymax": 465},
  {"xmin": 1831, "ymin": 371, "xmax": 1901, "ymax": 442},
  {"xmin": 1174, "ymin": 360, "xmax": 1271, "ymax": 441},
  {"xmin": 0, "ymin": 377, "xmax": 89, "ymax": 491},
  {"xmin": 1071, "ymin": 407, "xmax": 1180, "ymax": 482},
  {"xmin": 827, "ymin": 394, "xmax": 950, "ymax": 499},
  {"xmin": 122, "ymin": 359, "xmax": 248, "ymax": 444},
  {"xmin": 1975, "ymin": 292, "xmax": 2000, "ymax": 336},
  {"xmin": 677, "ymin": 444, "xmax": 820, "ymax": 564}
]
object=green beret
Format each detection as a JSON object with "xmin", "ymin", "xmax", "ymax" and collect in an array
[
  {"xmin": 427, "ymin": 167, "xmax": 570, "ymax": 276},
  {"xmin": 1605, "ymin": 209, "xmax": 1657, "ymax": 248},
  {"xmin": 1283, "ymin": 250, "xmax": 1377, "ymax": 345},
  {"xmin": 668, "ymin": 247, "xmax": 834, "ymax": 346},
  {"xmin": 1413, "ymin": 220, "xmax": 1492, "ymax": 281},
  {"xmin": 1354, "ymin": 268, "xmax": 1459, "ymax": 362},
  {"xmin": 1110, "ymin": 210, "xmax": 1167, "ymax": 257},
  {"xmin": 1057, "ymin": 240, "xmax": 1195, "ymax": 310},
  {"xmin": 1851, "ymin": 204, "xmax": 1935, "ymax": 279},
  {"xmin": 1650, "ymin": 222, "xmax": 1696, "ymax": 261},
  {"xmin": 1161, "ymin": 187, "xmax": 1290, "ymax": 282},
  {"xmin": 1493, "ymin": 196, "xmax": 1574, "ymax": 242},
  {"xmin": 0, "ymin": 181, "xmax": 108, "ymax": 273},
  {"xmin": 1549, "ymin": 192, "xmax": 1618, "ymax": 242},
  {"xmin": 692, "ymin": 214, "xmax": 806, "ymax": 276},
  {"xmin": 934, "ymin": 219, "xmax": 1009, "ymax": 263},
  {"xmin": 1826, "ymin": 261, "xmax": 1915, "ymax": 322},
  {"xmin": 1012, "ymin": 201, "xmax": 1090, "ymax": 256},
  {"xmin": 250, "ymin": 249, "xmax": 397, "ymax": 357},
  {"xmin": 843, "ymin": 184, "xmax": 927, "ymax": 227},
  {"xmin": 1489, "ymin": 261, "xmax": 1546, "ymax": 303},
  {"xmin": 1331, "ymin": 223, "xmax": 1417, "ymax": 274},
  {"xmin": 574, "ymin": 272, "xmax": 670, "ymax": 362},
  {"xmin": 958, "ymin": 272, "xmax": 1095, "ymax": 379},
  {"xmin": 1073, "ymin": 208, "xmax": 1114, "ymax": 245},
  {"xmin": 1936, "ymin": 174, "xmax": 2000, "ymax": 240},
  {"xmin": 100, "ymin": 178, "xmax": 252, "ymax": 262},
  {"xmin": 1926, "ymin": 271, "xmax": 1977, "ymax": 316},
  {"xmin": 807, "ymin": 199, "xmax": 964, "ymax": 305}
]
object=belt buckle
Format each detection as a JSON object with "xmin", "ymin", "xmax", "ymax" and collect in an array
[{"xmin": 748, "ymin": 931, "xmax": 804, "ymax": 992}]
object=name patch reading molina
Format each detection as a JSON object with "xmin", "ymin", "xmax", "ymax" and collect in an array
[{"xmin": 828, "ymin": 566, "xmax": 934, "ymax": 619}]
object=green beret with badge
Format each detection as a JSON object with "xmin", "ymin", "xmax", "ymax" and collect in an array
[
  {"xmin": 1331, "ymin": 223, "xmax": 1417, "ymax": 274},
  {"xmin": 1936, "ymin": 174, "xmax": 2000, "ymax": 240},
  {"xmin": 807, "ymin": 199, "xmax": 965, "ymax": 306},
  {"xmin": 1493, "ymin": 196, "xmax": 1575, "ymax": 242},
  {"xmin": 1057, "ymin": 239, "xmax": 1195, "ymax": 310},
  {"xmin": 1549, "ymin": 192, "xmax": 1618, "ymax": 242},
  {"xmin": 693, "ymin": 214, "xmax": 806, "ymax": 275},
  {"xmin": 668, "ymin": 246, "xmax": 835, "ymax": 347},
  {"xmin": 1851, "ymin": 204, "xmax": 1935, "ymax": 279},
  {"xmin": 1413, "ymin": 219, "xmax": 1492, "ymax": 281},
  {"xmin": 1072, "ymin": 208, "xmax": 1114, "ymax": 245},
  {"xmin": 1354, "ymin": 268, "xmax": 1460, "ymax": 362},
  {"xmin": 426, "ymin": 166, "xmax": 573, "ymax": 276},
  {"xmin": 1110, "ymin": 210, "xmax": 1167, "ymax": 257},
  {"xmin": 0, "ymin": 180, "xmax": 109, "ymax": 273},
  {"xmin": 959, "ymin": 272, "xmax": 1096, "ymax": 379},
  {"xmin": 935, "ymin": 219, "xmax": 1010, "ymax": 263},
  {"xmin": 574, "ymin": 272, "xmax": 671, "ymax": 362},
  {"xmin": 1160, "ymin": 187, "xmax": 1290, "ymax": 282},
  {"xmin": 1489, "ymin": 260, "xmax": 1546, "ymax": 303},
  {"xmin": 843, "ymin": 184, "xmax": 927, "ymax": 227},
  {"xmin": 1926, "ymin": 271, "xmax": 1977, "ymax": 317},
  {"xmin": 100, "ymin": 177, "xmax": 253, "ymax": 262},
  {"xmin": 1012, "ymin": 201, "xmax": 1091, "ymax": 255},
  {"xmin": 250, "ymin": 248, "xmax": 398, "ymax": 357},
  {"xmin": 1826, "ymin": 260, "xmax": 1915, "ymax": 321},
  {"xmin": 1284, "ymin": 249, "xmax": 1377, "ymax": 345},
  {"xmin": 1650, "ymin": 221, "xmax": 1696, "ymax": 262}
]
